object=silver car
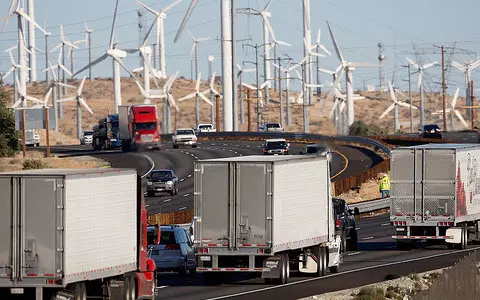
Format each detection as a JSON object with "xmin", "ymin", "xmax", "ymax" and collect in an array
[{"xmin": 147, "ymin": 225, "xmax": 196, "ymax": 275}]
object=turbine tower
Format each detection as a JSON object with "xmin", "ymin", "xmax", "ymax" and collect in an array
[
  {"xmin": 27, "ymin": 0, "xmax": 37, "ymax": 82},
  {"xmin": 378, "ymin": 43, "xmax": 386, "ymax": 91}
]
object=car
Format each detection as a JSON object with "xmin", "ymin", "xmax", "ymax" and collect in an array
[
  {"xmin": 80, "ymin": 130, "xmax": 94, "ymax": 145},
  {"xmin": 172, "ymin": 128, "xmax": 198, "ymax": 148},
  {"xmin": 333, "ymin": 198, "xmax": 359, "ymax": 253},
  {"xmin": 263, "ymin": 138, "xmax": 290, "ymax": 155},
  {"xmin": 299, "ymin": 144, "xmax": 333, "ymax": 162},
  {"xmin": 265, "ymin": 122, "xmax": 284, "ymax": 132},
  {"xmin": 147, "ymin": 225, "xmax": 196, "ymax": 276},
  {"xmin": 146, "ymin": 169, "xmax": 179, "ymax": 197},
  {"xmin": 196, "ymin": 123, "xmax": 216, "ymax": 133},
  {"xmin": 419, "ymin": 124, "xmax": 442, "ymax": 139}
]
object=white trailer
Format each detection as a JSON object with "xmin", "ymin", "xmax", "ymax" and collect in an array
[
  {"xmin": 192, "ymin": 155, "xmax": 341, "ymax": 284},
  {"xmin": 0, "ymin": 168, "xmax": 156, "ymax": 300},
  {"xmin": 390, "ymin": 144, "xmax": 480, "ymax": 249}
]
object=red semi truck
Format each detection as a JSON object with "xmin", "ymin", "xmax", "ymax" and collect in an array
[
  {"xmin": 0, "ymin": 168, "xmax": 159, "ymax": 300},
  {"xmin": 119, "ymin": 105, "xmax": 161, "ymax": 152}
]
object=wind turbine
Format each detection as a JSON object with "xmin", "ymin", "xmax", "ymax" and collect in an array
[
  {"xmin": 201, "ymin": 72, "xmax": 222, "ymax": 125},
  {"xmin": 432, "ymin": 87, "xmax": 467, "ymax": 130},
  {"xmin": 327, "ymin": 21, "xmax": 378, "ymax": 128},
  {"xmin": 241, "ymin": 80, "xmax": 272, "ymax": 108},
  {"xmin": 451, "ymin": 58, "xmax": 480, "ymax": 121},
  {"xmin": 67, "ymin": 38, "xmax": 86, "ymax": 77},
  {"xmin": 84, "ymin": 23, "xmax": 94, "ymax": 80},
  {"xmin": 272, "ymin": 63, "xmax": 300, "ymax": 126},
  {"xmin": 187, "ymin": 30, "xmax": 210, "ymax": 127},
  {"xmin": 311, "ymin": 28, "xmax": 331, "ymax": 96},
  {"xmin": 178, "ymin": 72, "xmax": 213, "ymax": 125},
  {"xmin": 237, "ymin": 64, "xmax": 256, "ymax": 124},
  {"xmin": 57, "ymin": 76, "xmax": 93, "ymax": 139},
  {"xmin": 379, "ymin": 81, "xmax": 419, "ymax": 132},
  {"xmin": 136, "ymin": 0, "xmax": 183, "ymax": 78},
  {"xmin": 73, "ymin": 0, "xmax": 143, "ymax": 114},
  {"xmin": 1, "ymin": 0, "xmax": 47, "ymax": 107}
]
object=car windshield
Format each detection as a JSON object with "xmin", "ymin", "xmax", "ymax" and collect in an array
[
  {"xmin": 199, "ymin": 125, "xmax": 212, "ymax": 129},
  {"xmin": 333, "ymin": 200, "xmax": 345, "ymax": 215},
  {"xmin": 160, "ymin": 231, "xmax": 176, "ymax": 245},
  {"xmin": 266, "ymin": 123, "xmax": 280, "ymax": 128},
  {"xmin": 424, "ymin": 125, "xmax": 440, "ymax": 131},
  {"xmin": 176, "ymin": 129, "xmax": 194, "ymax": 135},
  {"xmin": 265, "ymin": 141, "xmax": 287, "ymax": 149},
  {"xmin": 133, "ymin": 122, "xmax": 156, "ymax": 131},
  {"xmin": 83, "ymin": 131, "xmax": 94, "ymax": 136},
  {"xmin": 151, "ymin": 171, "xmax": 173, "ymax": 179}
]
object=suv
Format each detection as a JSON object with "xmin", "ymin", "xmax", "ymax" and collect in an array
[
  {"xmin": 147, "ymin": 225, "xmax": 196, "ymax": 275},
  {"xmin": 263, "ymin": 138, "xmax": 290, "ymax": 155},
  {"xmin": 80, "ymin": 130, "xmax": 94, "ymax": 145},
  {"xmin": 299, "ymin": 144, "xmax": 333, "ymax": 162},
  {"xmin": 172, "ymin": 128, "xmax": 198, "ymax": 148},
  {"xmin": 333, "ymin": 198, "xmax": 359, "ymax": 252},
  {"xmin": 419, "ymin": 124, "xmax": 442, "ymax": 139},
  {"xmin": 146, "ymin": 169, "xmax": 179, "ymax": 197}
]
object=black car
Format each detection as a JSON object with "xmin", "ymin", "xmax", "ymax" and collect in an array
[
  {"xmin": 146, "ymin": 169, "xmax": 179, "ymax": 197},
  {"xmin": 333, "ymin": 198, "xmax": 359, "ymax": 252},
  {"xmin": 419, "ymin": 124, "xmax": 442, "ymax": 139}
]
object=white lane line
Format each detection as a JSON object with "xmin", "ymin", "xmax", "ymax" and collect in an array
[
  {"xmin": 188, "ymin": 174, "xmax": 192, "ymax": 177},
  {"xmin": 179, "ymin": 207, "xmax": 187, "ymax": 210},
  {"xmin": 180, "ymin": 178, "xmax": 185, "ymax": 182},
  {"xmin": 356, "ymin": 228, "xmax": 360, "ymax": 230},
  {"xmin": 347, "ymin": 252, "xmax": 361, "ymax": 256},
  {"xmin": 164, "ymin": 199, "xmax": 171, "ymax": 203},
  {"xmin": 183, "ymin": 194, "xmax": 190, "ymax": 197},
  {"xmin": 145, "ymin": 204, "xmax": 150, "ymax": 207},
  {"xmin": 157, "ymin": 285, "xmax": 169, "ymax": 289},
  {"xmin": 381, "ymin": 223, "xmax": 391, "ymax": 226},
  {"xmin": 138, "ymin": 154, "xmax": 155, "ymax": 179},
  {"xmin": 203, "ymin": 246, "xmax": 480, "ymax": 300},
  {"xmin": 362, "ymin": 236, "xmax": 374, "ymax": 240}
]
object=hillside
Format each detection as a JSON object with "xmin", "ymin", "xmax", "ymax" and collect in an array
[{"xmin": 1, "ymin": 77, "xmax": 473, "ymax": 144}]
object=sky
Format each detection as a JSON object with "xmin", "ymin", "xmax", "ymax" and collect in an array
[{"xmin": 0, "ymin": 0, "xmax": 479, "ymax": 99}]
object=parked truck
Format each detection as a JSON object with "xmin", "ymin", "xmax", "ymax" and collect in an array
[
  {"xmin": 91, "ymin": 114, "xmax": 122, "ymax": 150},
  {"xmin": 192, "ymin": 155, "xmax": 341, "ymax": 284},
  {"xmin": 0, "ymin": 168, "xmax": 158, "ymax": 300},
  {"xmin": 119, "ymin": 105, "xmax": 161, "ymax": 152},
  {"xmin": 390, "ymin": 144, "xmax": 480, "ymax": 250}
]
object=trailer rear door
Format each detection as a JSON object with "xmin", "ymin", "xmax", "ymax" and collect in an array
[{"xmin": 0, "ymin": 177, "xmax": 13, "ymax": 279}]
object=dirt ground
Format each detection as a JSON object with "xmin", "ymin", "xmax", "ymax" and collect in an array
[
  {"xmin": 1, "ymin": 77, "xmax": 469, "ymax": 142},
  {"xmin": 0, "ymin": 151, "xmax": 109, "ymax": 172}
]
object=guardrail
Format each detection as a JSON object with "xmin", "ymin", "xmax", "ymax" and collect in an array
[
  {"xmin": 349, "ymin": 197, "xmax": 391, "ymax": 214},
  {"xmin": 148, "ymin": 132, "xmax": 392, "ymax": 225}
]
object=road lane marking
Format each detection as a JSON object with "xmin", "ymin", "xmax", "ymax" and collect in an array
[
  {"xmin": 362, "ymin": 236, "xmax": 374, "ymax": 240},
  {"xmin": 179, "ymin": 207, "xmax": 187, "ymax": 210},
  {"xmin": 330, "ymin": 150, "xmax": 349, "ymax": 180},
  {"xmin": 348, "ymin": 252, "xmax": 361, "ymax": 256},
  {"xmin": 183, "ymin": 194, "xmax": 190, "ymax": 197},
  {"xmin": 188, "ymin": 174, "xmax": 192, "ymax": 177},
  {"xmin": 203, "ymin": 246, "xmax": 480, "ymax": 299},
  {"xmin": 180, "ymin": 178, "xmax": 185, "ymax": 181},
  {"xmin": 164, "ymin": 199, "xmax": 171, "ymax": 203},
  {"xmin": 138, "ymin": 154, "xmax": 155, "ymax": 179},
  {"xmin": 381, "ymin": 223, "xmax": 391, "ymax": 226}
]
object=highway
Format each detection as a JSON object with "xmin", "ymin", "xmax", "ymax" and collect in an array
[{"xmin": 43, "ymin": 140, "xmax": 480, "ymax": 299}]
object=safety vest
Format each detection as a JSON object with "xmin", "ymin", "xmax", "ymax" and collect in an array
[{"xmin": 380, "ymin": 176, "xmax": 390, "ymax": 190}]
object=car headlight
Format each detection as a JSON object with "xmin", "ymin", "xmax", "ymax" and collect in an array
[
  {"xmin": 147, "ymin": 182, "xmax": 153, "ymax": 186},
  {"xmin": 166, "ymin": 180, "xmax": 173, "ymax": 185}
]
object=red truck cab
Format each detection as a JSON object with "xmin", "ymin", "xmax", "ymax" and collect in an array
[{"xmin": 120, "ymin": 105, "xmax": 161, "ymax": 152}]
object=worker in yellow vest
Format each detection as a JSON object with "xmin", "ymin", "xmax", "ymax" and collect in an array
[{"xmin": 378, "ymin": 173, "xmax": 390, "ymax": 198}]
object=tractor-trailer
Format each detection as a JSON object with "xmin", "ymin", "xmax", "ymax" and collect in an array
[
  {"xmin": 192, "ymin": 155, "xmax": 341, "ymax": 284},
  {"xmin": 0, "ymin": 168, "xmax": 158, "ymax": 300},
  {"xmin": 390, "ymin": 144, "xmax": 480, "ymax": 250},
  {"xmin": 119, "ymin": 104, "xmax": 161, "ymax": 152}
]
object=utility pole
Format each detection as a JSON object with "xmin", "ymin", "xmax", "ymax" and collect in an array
[
  {"xmin": 208, "ymin": 55, "xmax": 215, "ymax": 126},
  {"xmin": 471, "ymin": 80, "xmax": 475, "ymax": 130},
  {"xmin": 194, "ymin": 45, "xmax": 199, "ymax": 127},
  {"xmin": 441, "ymin": 46, "xmax": 447, "ymax": 131},
  {"xmin": 215, "ymin": 94, "xmax": 221, "ymax": 132},
  {"xmin": 247, "ymin": 88, "xmax": 251, "ymax": 131},
  {"xmin": 402, "ymin": 63, "xmax": 414, "ymax": 133},
  {"xmin": 231, "ymin": 0, "xmax": 238, "ymax": 131},
  {"xmin": 272, "ymin": 56, "xmax": 293, "ymax": 127}
]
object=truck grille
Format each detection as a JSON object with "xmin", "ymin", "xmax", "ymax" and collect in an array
[{"xmin": 142, "ymin": 134, "xmax": 154, "ymax": 142}]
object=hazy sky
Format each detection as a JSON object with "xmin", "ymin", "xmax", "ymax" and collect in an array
[{"xmin": 0, "ymin": 0, "xmax": 478, "ymax": 96}]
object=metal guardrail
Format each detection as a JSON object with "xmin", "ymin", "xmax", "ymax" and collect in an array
[{"xmin": 349, "ymin": 197, "xmax": 391, "ymax": 214}]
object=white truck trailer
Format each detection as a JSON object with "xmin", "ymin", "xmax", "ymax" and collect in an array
[
  {"xmin": 192, "ymin": 155, "xmax": 341, "ymax": 284},
  {"xmin": 0, "ymin": 168, "xmax": 157, "ymax": 300},
  {"xmin": 390, "ymin": 144, "xmax": 480, "ymax": 250}
]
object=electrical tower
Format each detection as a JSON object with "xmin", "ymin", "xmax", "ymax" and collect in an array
[
  {"xmin": 137, "ymin": 9, "xmax": 146, "ymax": 68},
  {"xmin": 378, "ymin": 43, "xmax": 386, "ymax": 91}
]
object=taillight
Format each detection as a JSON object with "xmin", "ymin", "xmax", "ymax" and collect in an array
[
  {"xmin": 335, "ymin": 219, "xmax": 341, "ymax": 228},
  {"xmin": 165, "ymin": 244, "xmax": 180, "ymax": 250}
]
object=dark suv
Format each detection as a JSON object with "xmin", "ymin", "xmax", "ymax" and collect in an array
[
  {"xmin": 333, "ymin": 198, "xmax": 359, "ymax": 252},
  {"xmin": 419, "ymin": 124, "xmax": 442, "ymax": 139},
  {"xmin": 146, "ymin": 169, "xmax": 179, "ymax": 197}
]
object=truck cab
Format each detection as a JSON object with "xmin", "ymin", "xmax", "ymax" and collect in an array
[{"xmin": 119, "ymin": 105, "xmax": 161, "ymax": 152}]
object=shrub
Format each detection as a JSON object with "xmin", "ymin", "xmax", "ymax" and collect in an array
[
  {"xmin": 349, "ymin": 120, "xmax": 385, "ymax": 136},
  {"xmin": 354, "ymin": 286, "xmax": 386, "ymax": 300},
  {"xmin": 23, "ymin": 158, "xmax": 50, "ymax": 170},
  {"xmin": 0, "ymin": 91, "xmax": 20, "ymax": 157}
]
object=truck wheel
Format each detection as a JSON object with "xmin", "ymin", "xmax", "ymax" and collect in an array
[
  {"xmin": 68, "ymin": 282, "xmax": 86, "ymax": 300},
  {"xmin": 147, "ymin": 191, "xmax": 155, "ymax": 197},
  {"xmin": 192, "ymin": 144, "xmax": 198, "ymax": 148},
  {"xmin": 275, "ymin": 254, "xmax": 288, "ymax": 284},
  {"xmin": 347, "ymin": 229, "xmax": 358, "ymax": 251},
  {"xmin": 316, "ymin": 246, "xmax": 326, "ymax": 277},
  {"xmin": 340, "ymin": 233, "xmax": 347, "ymax": 253},
  {"xmin": 173, "ymin": 144, "xmax": 179, "ymax": 149},
  {"xmin": 128, "ymin": 277, "xmax": 136, "ymax": 300},
  {"xmin": 458, "ymin": 224, "xmax": 468, "ymax": 250}
]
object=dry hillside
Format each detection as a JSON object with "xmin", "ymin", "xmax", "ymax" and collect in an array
[{"xmin": 1, "ymin": 77, "xmax": 473, "ymax": 143}]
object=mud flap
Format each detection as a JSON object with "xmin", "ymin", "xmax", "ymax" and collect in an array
[
  {"xmin": 328, "ymin": 236, "xmax": 342, "ymax": 268},
  {"xmin": 446, "ymin": 228, "xmax": 462, "ymax": 244},
  {"xmin": 261, "ymin": 256, "xmax": 282, "ymax": 279}
]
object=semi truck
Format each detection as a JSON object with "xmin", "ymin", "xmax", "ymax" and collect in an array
[
  {"xmin": 192, "ymin": 155, "xmax": 341, "ymax": 284},
  {"xmin": 119, "ymin": 105, "xmax": 161, "ymax": 152},
  {"xmin": 0, "ymin": 168, "xmax": 158, "ymax": 300},
  {"xmin": 390, "ymin": 144, "xmax": 480, "ymax": 250},
  {"xmin": 91, "ymin": 114, "xmax": 122, "ymax": 150}
]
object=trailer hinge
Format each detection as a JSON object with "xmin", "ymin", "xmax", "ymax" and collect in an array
[
  {"xmin": 194, "ymin": 168, "xmax": 201, "ymax": 172},
  {"xmin": 57, "ymin": 184, "xmax": 64, "ymax": 188},
  {"xmin": 56, "ymin": 205, "xmax": 64, "ymax": 209},
  {"xmin": 266, "ymin": 217, "xmax": 272, "ymax": 220},
  {"xmin": 193, "ymin": 192, "xmax": 201, "ymax": 196},
  {"xmin": 56, "ymin": 248, "xmax": 64, "ymax": 252},
  {"xmin": 266, "ymin": 192, "xmax": 273, "ymax": 196},
  {"xmin": 56, "ymin": 227, "xmax": 64, "ymax": 231},
  {"xmin": 266, "ymin": 169, "xmax": 273, "ymax": 173}
]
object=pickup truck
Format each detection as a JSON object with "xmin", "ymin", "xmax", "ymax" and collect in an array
[
  {"xmin": 20, "ymin": 130, "xmax": 40, "ymax": 147},
  {"xmin": 196, "ymin": 123, "xmax": 216, "ymax": 133},
  {"xmin": 264, "ymin": 122, "xmax": 284, "ymax": 132},
  {"xmin": 172, "ymin": 128, "xmax": 198, "ymax": 149}
]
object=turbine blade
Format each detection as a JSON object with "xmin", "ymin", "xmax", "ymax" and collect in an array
[
  {"xmin": 454, "ymin": 109, "xmax": 468, "ymax": 128},
  {"xmin": 320, "ymin": 44, "xmax": 331, "ymax": 56},
  {"xmin": 163, "ymin": 0, "xmax": 183, "ymax": 13},
  {"xmin": 57, "ymin": 82, "xmax": 76, "ymax": 89},
  {"xmin": 329, "ymin": 98, "xmax": 339, "ymax": 119},
  {"xmin": 178, "ymin": 92, "xmax": 196, "ymax": 102},
  {"xmin": 79, "ymin": 97, "xmax": 94, "ymax": 115},
  {"xmin": 78, "ymin": 76, "xmax": 87, "ymax": 95},
  {"xmin": 72, "ymin": 53, "xmax": 108, "ymax": 77},
  {"xmin": 316, "ymin": 28, "xmax": 321, "ymax": 45},
  {"xmin": 326, "ymin": 21, "xmax": 345, "ymax": 64},
  {"xmin": 406, "ymin": 57, "xmax": 419, "ymax": 70},
  {"xmin": 109, "ymin": 0, "xmax": 120, "ymax": 50},
  {"xmin": 423, "ymin": 62, "xmax": 438, "ymax": 69},
  {"xmin": 451, "ymin": 87, "xmax": 460, "ymax": 108},
  {"xmin": 379, "ymin": 104, "xmax": 395, "ymax": 119},
  {"xmin": 195, "ymin": 73, "xmax": 201, "ymax": 91},
  {"xmin": 199, "ymin": 92, "xmax": 213, "ymax": 106},
  {"xmin": 59, "ymin": 64, "xmax": 73, "ymax": 76},
  {"xmin": 16, "ymin": 8, "xmax": 48, "ymax": 35},
  {"xmin": 242, "ymin": 82, "xmax": 257, "ymax": 90},
  {"xmin": 44, "ymin": 87, "xmax": 53, "ymax": 104},
  {"xmin": 136, "ymin": 0, "xmax": 159, "ymax": 15},
  {"xmin": 174, "ymin": 0, "xmax": 199, "ymax": 43},
  {"xmin": 56, "ymin": 96, "xmax": 76, "ymax": 103},
  {"xmin": 388, "ymin": 81, "xmax": 397, "ymax": 103}
]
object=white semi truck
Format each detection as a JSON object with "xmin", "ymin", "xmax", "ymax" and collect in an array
[
  {"xmin": 0, "ymin": 169, "xmax": 157, "ymax": 300},
  {"xmin": 390, "ymin": 144, "xmax": 480, "ymax": 250},
  {"xmin": 192, "ymin": 155, "xmax": 341, "ymax": 284}
]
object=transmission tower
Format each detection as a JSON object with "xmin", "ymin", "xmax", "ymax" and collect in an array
[
  {"xmin": 137, "ymin": 9, "xmax": 147, "ymax": 67},
  {"xmin": 378, "ymin": 43, "xmax": 386, "ymax": 91}
]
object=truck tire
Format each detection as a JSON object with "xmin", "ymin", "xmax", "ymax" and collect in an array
[
  {"xmin": 316, "ymin": 246, "xmax": 327, "ymax": 277},
  {"xmin": 459, "ymin": 224, "xmax": 468, "ymax": 250},
  {"xmin": 192, "ymin": 144, "xmax": 198, "ymax": 148},
  {"xmin": 68, "ymin": 282, "xmax": 86, "ymax": 300},
  {"xmin": 347, "ymin": 229, "xmax": 358, "ymax": 251},
  {"xmin": 275, "ymin": 254, "xmax": 288, "ymax": 284},
  {"xmin": 128, "ymin": 277, "xmax": 136, "ymax": 300},
  {"xmin": 340, "ymin": 233, "xmax": 347, "ymax": 253},
  {"xmin": 173, "ymin": 144, "xmax": 179, "ymax": 149}
]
